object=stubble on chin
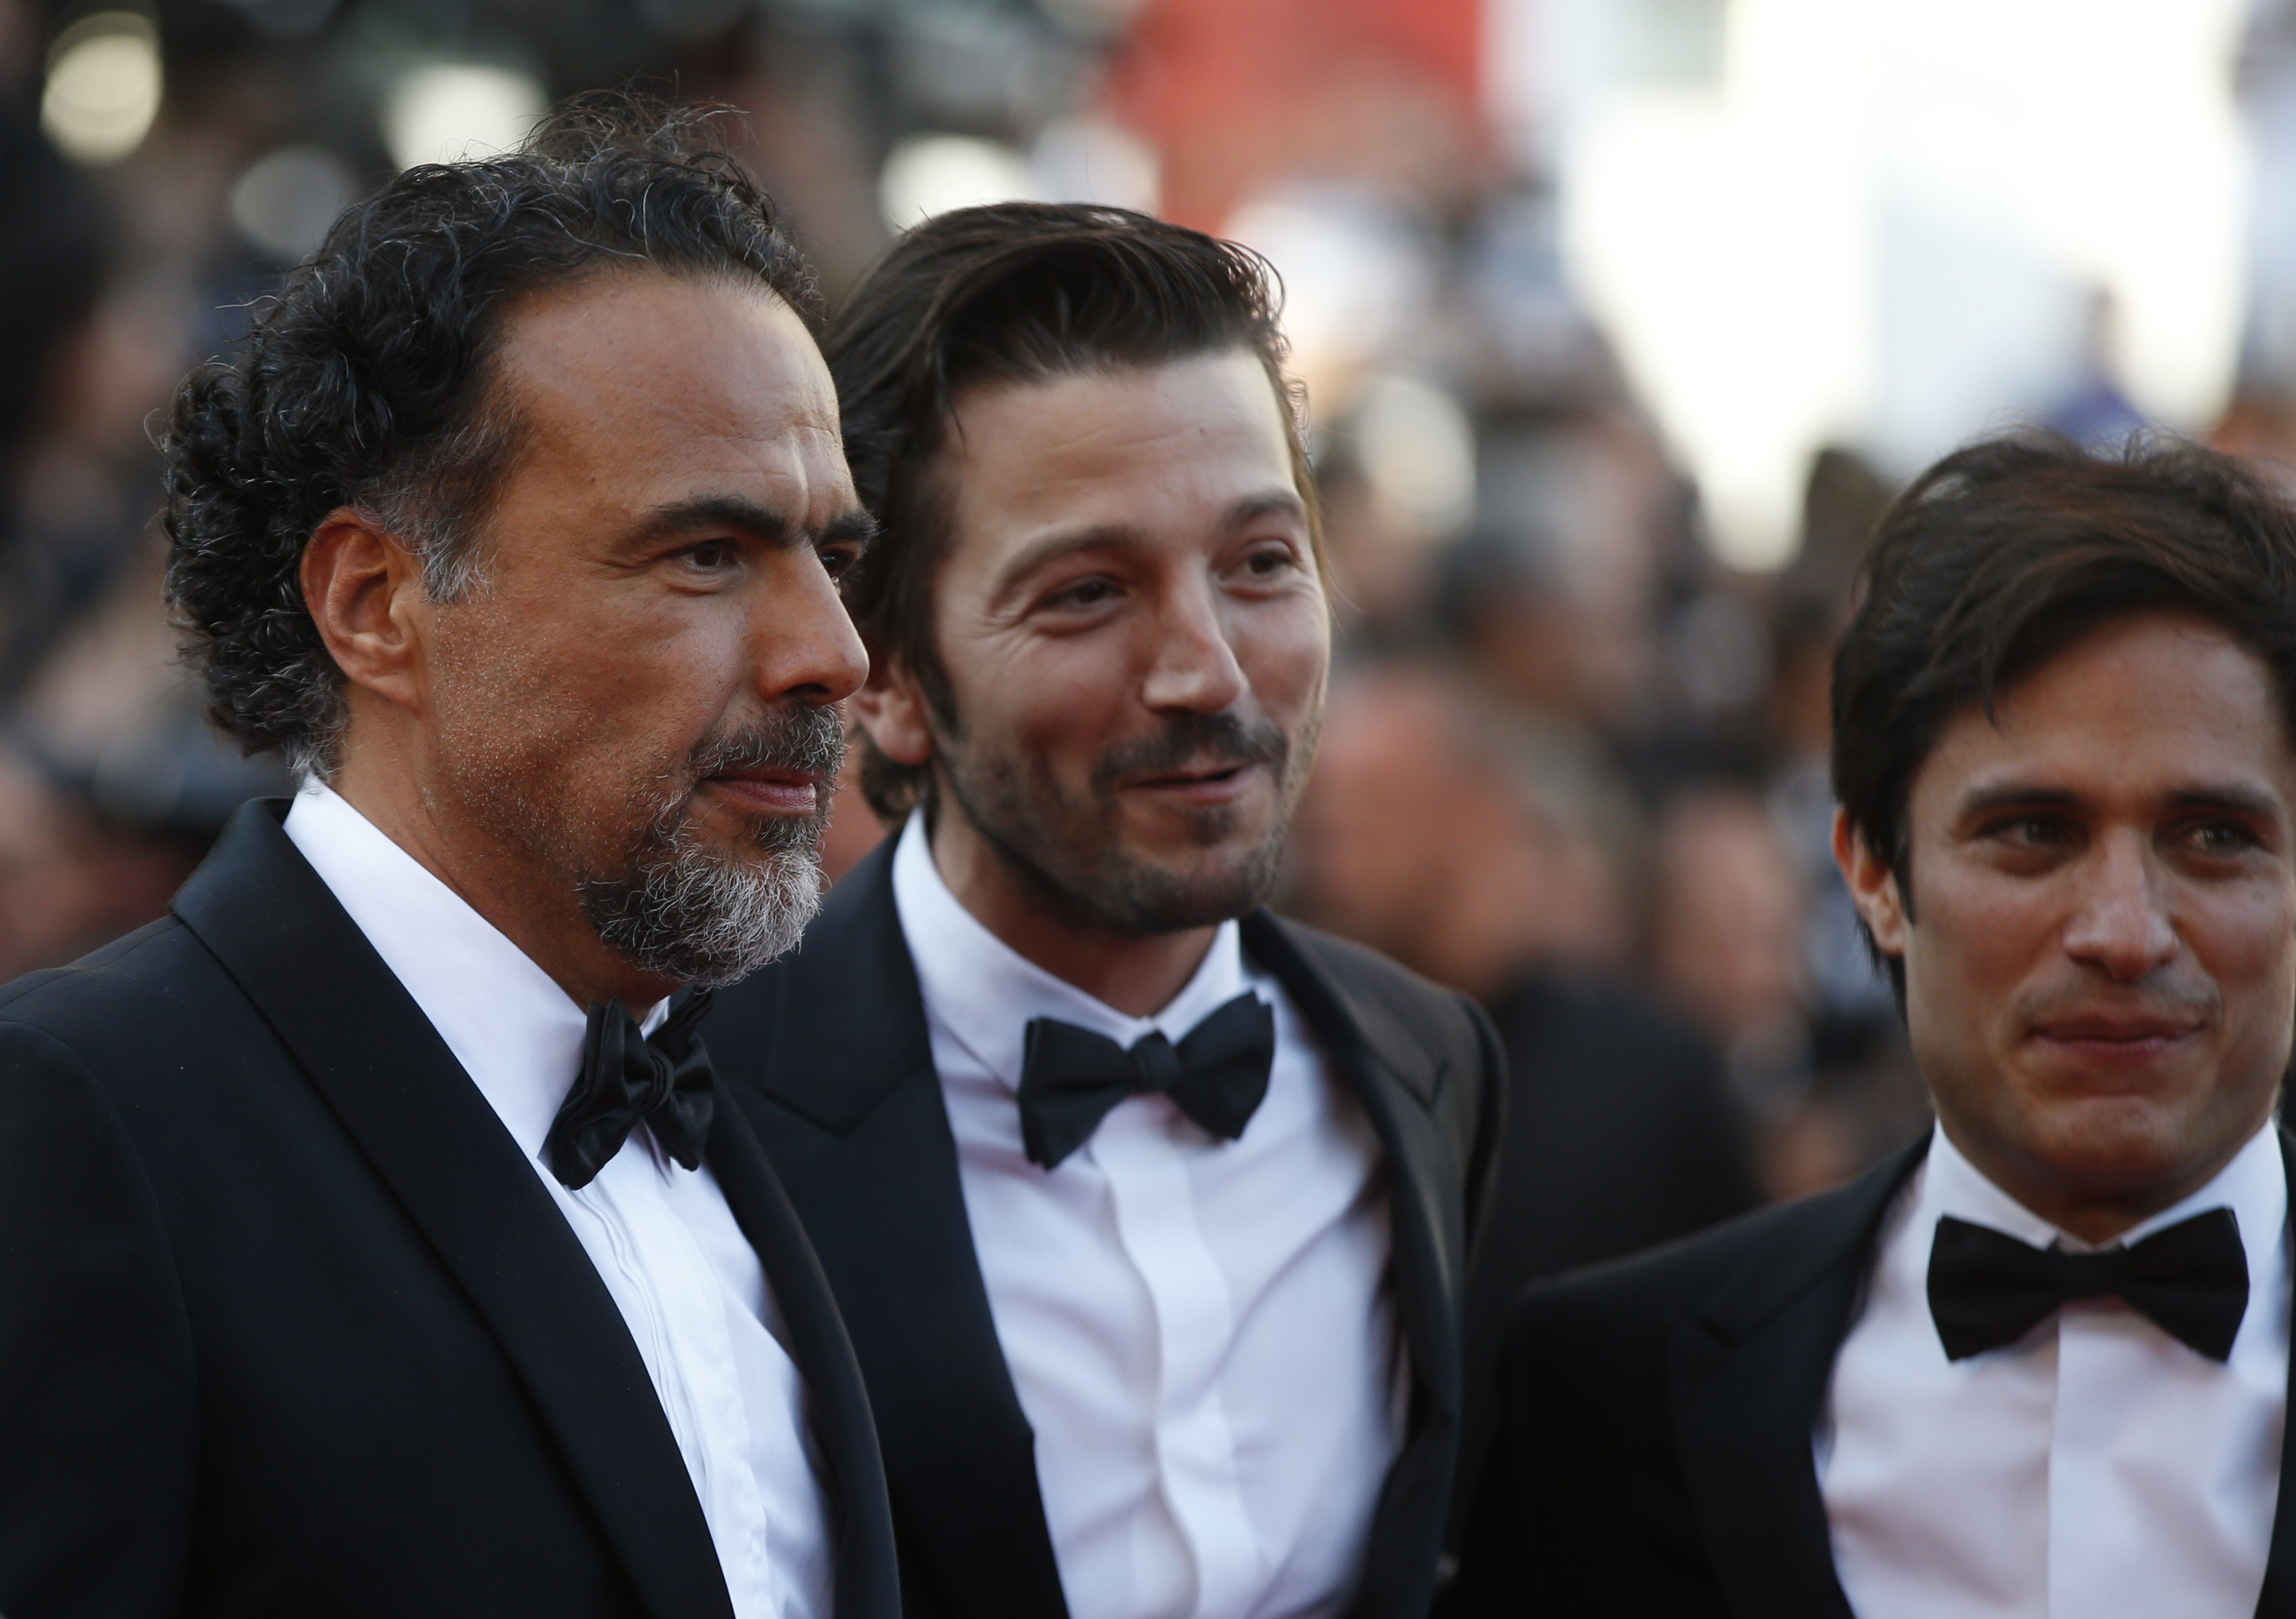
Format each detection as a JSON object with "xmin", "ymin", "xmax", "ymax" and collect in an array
[{"xmin": 937, "ymin": 706, "xmax": 1318, "ymax": 938}]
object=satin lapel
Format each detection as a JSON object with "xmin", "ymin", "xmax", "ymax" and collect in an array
[
  {"xmin": 1669, "ymin": 1142, "xmax": 1927, "ymax": 1619},
  {"xmin": 2249, "ymin": 1126, "xmax": 2296, "ymax": 1617},
  {"xmin": 704, "ymin": 1099, "xmax": 900, "ymax": 1619},
  {"xmin": 1238, "ymin": 912, "xmax": 1462, "ymax": 1619},
  {"xmin": 720, "ymin": 841, "xmax": 1070, "ymax": 1619},
  {"xmin": 170, "ymin": 802, "xmax": 733, "ymax": 1619}
]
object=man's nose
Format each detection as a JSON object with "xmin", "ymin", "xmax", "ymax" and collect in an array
[
  {"xmin": 750, "ymin": 550, "xmax": 869, "ymax": 708},
  {"xmin": 2062, "ymin": 832, "xmax": 2180, "ymax": 982},
  {"xmin": 1140, "ymin": 583, "xmax": 1247, "ymax": 715}
]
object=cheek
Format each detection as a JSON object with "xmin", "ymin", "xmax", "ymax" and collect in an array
[
  {"xmin": 1233, "ymin": 597, "xmax": 1331, "ymax": 715},
  {"xmin": 432, "ymin": 595, "xmax": 729, "ymax": 780},
  {"xmin": 1903, "ymin": 867, "xmax": 2059, "ymax": 1026},
  {"xmin": 947, "ymin": 624, "xmax": 1132, "ymax": 753},
  {"xmin": 2190, "ymin": 886, "xmax": 2296, "ymax": 1026}
]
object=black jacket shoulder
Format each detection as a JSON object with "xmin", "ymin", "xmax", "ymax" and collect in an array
[
  {"xmin": 1519, "ymin": 1172, "xmax": 1885, "ymax": 1338},
  {"xmin": 1258, "ymin": 915, "xmax": 1495, "ymax": 1071},
  {"xmin": 1446, "ymin": 1147, "xmax": 1923, "ymax": 1619}
]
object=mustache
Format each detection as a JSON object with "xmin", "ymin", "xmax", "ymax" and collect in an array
[
  {"xmin": 1090, "ymin": 709, "xmax": 1289, "ymax": 792},
  {"xmin": 2011, "ymin": 976, "xmax": 2218, "ymax": 1032},
  {"xmin": 687, "ymin": 703, "xmax": 848, "ymax": 784}
]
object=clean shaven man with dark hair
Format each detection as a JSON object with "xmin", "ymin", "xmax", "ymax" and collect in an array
[
  {"xmin": 1452, "ymin": 432, "xmax": 2296, "ymax": 1618},
  {"xmin": 704, "ymin": 203, "xmax": 1507, "ymax": 1619},
  {"xmin": 0, "ymin": 100, "xmax": 897, "ymax": 1619}
]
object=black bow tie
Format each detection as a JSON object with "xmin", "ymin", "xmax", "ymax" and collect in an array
[
  {"xmin": 544, "ymin": 990, "xmax": 717, "ymax": 1191},
  {"xmin": 1016, "ymin": 992, "xmax": 1276, "ymax": 1170},
  {"xmin": 1927, "ymin": 1207, "xmax": 2250, "ymax": 1362}
]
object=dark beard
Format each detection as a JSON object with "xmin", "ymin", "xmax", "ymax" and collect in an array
[
  {"xmin": 936, "ymin": 707, "xmax": 1313, "ymax": 937},
  {"xmin": 581, "ymin": 704, "xmax": 847, "ymax": 986}
]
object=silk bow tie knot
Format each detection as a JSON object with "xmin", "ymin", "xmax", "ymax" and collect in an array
[
  {"xmin": 1017, "ymin": 992, "xmax": 1277, "ymax": 1170},
  {"xmin": 1927, "ymin": 1207, "xmax": 2250, "ymax": 1363},
  {"xmin": 545, "ymin": 990, "xmax": 717, "ymax": 1191}
]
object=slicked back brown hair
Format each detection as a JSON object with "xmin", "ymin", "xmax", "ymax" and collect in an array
[
  {"xmin": 1832, "ymin": 429, "xmax": 2296, "ymax": 989},
  {"xmin": 824, "ymin": 201, "xmax": 1318, "ymax": 822}
]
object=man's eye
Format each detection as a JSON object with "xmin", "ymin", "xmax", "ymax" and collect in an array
[
  {"xmin": 2187, "ymin": 821, "xmax": 2259, "ymax": 856},
  {"xmin": 820, "ymin": 546, "xmax": 859, "ymax": 582},
  {"xmin": 683, "ymin": 540, "xmax": 736, "ymax": 570},
  {"xmin": 1049, "ymin": 578, "xmax": 1118, "ymax": 610},
  {"xmin": 1990, "ymin": 817, "xmax": 2067, "ymax": 849}
]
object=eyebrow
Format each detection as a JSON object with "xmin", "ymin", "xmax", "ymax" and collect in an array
[
  {"xmin": 623, "ymin": 494, "xmax": 877, "ymax": 554},
  {"xmin": 1953, "ymin": 782, "xmax": 2286, "ymax": 821},
  {"xmin": 985, "ymin": 488, "xmax": 1308, "ymax": 609}
]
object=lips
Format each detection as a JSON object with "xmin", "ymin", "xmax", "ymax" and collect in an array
[
  {"xmin": 1121, "ymin": 759, "xmax": 1260, "ymax": 802},
  {"xmin": 2027, "ymin": 1010, "xmax": 2205, "ymax": 1067},
  {"xmin": 703, "ymin": 768, "xmax": 823, "ymax": 816}
]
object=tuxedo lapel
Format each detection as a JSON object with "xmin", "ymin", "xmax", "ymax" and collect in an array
[
  {"xmin": 703, "ymin": 1098, "xmax": 899, "ymax": 1619},
  {"xmin": 725, "ymin": 840, "xmax": 1069, "ymax": 1619},
  {"xmin": 1668, "ymin": 1141, "xmax": 1927, "ymax": 1619},
  {"xmin": 1238, "ymin": 912, "xmax": 1466, "ymax": 1619},
  {"xmin": 2248, "ymin": 1126, "xmax": 2296, "ymax": 1618},
  {"xmin": 171, "ymin": 802, "xmax": 732, "ymax": 1619}
]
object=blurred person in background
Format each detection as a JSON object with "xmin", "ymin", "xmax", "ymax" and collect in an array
[
  {"xmin": 706, "ymin": 203, "xmax": 1505, "ymax": 1619},
  {"xmin": 1290, "ymin": 660, "xmax": 1761, "ymax": 1515},
  {"xmin": 1757, "ymin": 450, "xmax": 1938, "ymax": 1201},
  {"xmin": 1457, "ymin": 433, "xmax": 2296, "ymax": 1618},
  {"xmin": 0, "ymin": 18, "xmax": 294, "ymax": 977},
  {"xmin": 1648, "ymin": 773, "xmax": 1930, "ymax": 1201},
  {"xmin": 0, "ymin": 102, "xmax": 900, "ymax": 1619},
  {"xmin": 1437, "ymin": 411, "xmax": 1682, "ymax": 749},
  {"xmin": 1645, "ymin": 780, "xmax": 1829, "ymax": 1181}
]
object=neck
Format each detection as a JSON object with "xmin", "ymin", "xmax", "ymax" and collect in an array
[
  {"xmin": 927, "ymin": 807, "xmax": 1218, "ymax": 1019},
  {"xmin": 1938, "ymin": 1114, "xmax": 2272, "ymax": 1247},
  {"xmin": 329, "ymin": 729, "xmax": 676, "ymax": 1015}
]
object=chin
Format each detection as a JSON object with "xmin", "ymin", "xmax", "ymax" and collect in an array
[
  {"xmin": 2016, "ymin": 1094, "xmax": 2207, "ymax": 1192},
  {"xmin": 1095, "ymin": 842, "xmax": 1279, "ymax": 933}
]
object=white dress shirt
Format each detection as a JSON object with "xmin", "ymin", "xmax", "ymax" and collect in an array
[
  {"xmin": 284, "ymin": 781, "xmax": 833, "ymax": 1619},
  {"xmin": 1817, "ymin": 1120, "xmax": 2290, "ymax": 1619},
  {"xmin": 890, "ymin": 812, "xmax": 1403, "ymax": 1619}
]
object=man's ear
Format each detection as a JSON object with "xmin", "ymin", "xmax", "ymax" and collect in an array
[
  {"xmin": 850, "ymin": 652, "xmax": 935, "ymax": 769},
  {"xmin": 300, "ymin": 507, "xmax": 432, "ymax": 716},
  {"xmin": 1833, "ymin": 806, "xmax": 1910, "ymax": 957}
]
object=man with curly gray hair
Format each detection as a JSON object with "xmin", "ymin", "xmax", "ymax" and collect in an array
[{"xmin": 0, "ymin": 97, "xmax": 898, "ymax": 1619}]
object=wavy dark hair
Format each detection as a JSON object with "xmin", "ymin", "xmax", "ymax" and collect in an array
[
  {"xmin": 1833, "ymin": 428, "xmax": 2296, "ymax": 993},
  {"xmin": 825, "ymin": 201, "xmax": 1316, "ymax": 822},
  {"xmin": 163, "ymin": 94, "xmax": 816, "ymax": 778}
]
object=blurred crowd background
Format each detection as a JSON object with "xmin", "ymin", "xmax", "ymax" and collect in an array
[{"xmin": 6, "ymin": 0, "xmax": 2296, "ymax": 1346}]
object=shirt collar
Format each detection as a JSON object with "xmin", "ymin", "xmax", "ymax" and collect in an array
[
  {"xmin": 888, "ymin": 807, "xmax": 1251, "ymax": 1094},
  {"xmin": 282, "ymin": 780, "xmax": 655, "ymax": 1162},
  {"xmin": 1921, "ymin": 1116, "xmax": 2288, "ymax": 1273}
]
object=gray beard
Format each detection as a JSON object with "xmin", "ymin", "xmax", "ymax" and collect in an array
[
  {"xmin": 582, "ymin": 809, "xmax": 826, "ymax": 987},
  {"xmin": 581, "ymin": 709, "xmax": 845, "ymax": 986}
]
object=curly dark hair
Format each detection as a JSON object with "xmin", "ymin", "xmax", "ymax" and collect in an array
[
  {"xmin": 1832, "ymin": 428, "xmax": 2296, "ymax": 993},
  {"xmin": 162, "ymin": 94, "xmax": 817, "ymax": 778},
  {"xmin": 822, "ymin": 201, "xmax": 1315, "ymax": 822}
]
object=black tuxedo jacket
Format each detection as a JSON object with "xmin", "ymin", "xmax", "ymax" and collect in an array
[
  {"xmin": 705, "ymin": 838, "xmax": 1507, "ymax": 1619},
  {"xmin": 0, "ymin": 800, "xmax": 898, "ymax": 1619},
  {"xmin": 1448, "ymin": 1127, "xmax": 2296, "ymax": 1618}
]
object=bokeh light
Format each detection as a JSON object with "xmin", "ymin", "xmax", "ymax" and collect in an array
[
  {"xmin": 40, "ymin": 12, "xmax": 162, "ymax": 168},
  {"xmin": 382, "ymin": 63, "xmax": 547, "ymax": 172},
  {"xmin": 879, "ymin": 133, "xmax": 1036, "ymax": 230},
  {"xmin": 228, "ymin": 146, "xmax": 358, "ymax": 262}
]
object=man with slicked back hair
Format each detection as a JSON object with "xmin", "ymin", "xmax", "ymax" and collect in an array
[
  {"xmin": 705, "ymin": 201, "xmax": 1505, "ymax": 1619},
  {"xmin": 1454, "ymin": 432, "xmax": 2296, "ymax": 1619}
]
